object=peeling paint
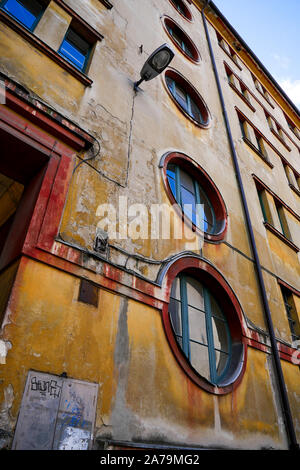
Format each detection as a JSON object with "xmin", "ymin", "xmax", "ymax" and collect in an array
[{"xmin": 0, "ymin": 340, "xmax": 12, "ymax": 364}]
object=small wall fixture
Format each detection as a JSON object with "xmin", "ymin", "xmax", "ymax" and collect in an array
[{"xmin": 134, "ymin": 44, "xmax": 174, "ymax": 90}]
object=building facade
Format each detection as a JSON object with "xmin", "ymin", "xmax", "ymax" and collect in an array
[{"xmin": 0, "ymin": 0, "xmax": 299, "ymax": 450}]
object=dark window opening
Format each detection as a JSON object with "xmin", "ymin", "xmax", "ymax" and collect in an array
[
  {"xmin": 165, "ymin": 71, "xmax": 210, "ymax": 127},
  {"xmin": 169, "ymin": 0, "xmax": 192, "ymax": 21},
  {"xmin": 164, "ymin": 18, "xmax": 199, "ymax": 62},
  {"xmin": 59, "ymin": 27, "xmax": 92, "ymax": 72},
  {"xmin": 280, "ymin": 286, "xmax": 300, "ymax": 343},
  {"xmin": 1, "ymin": 0, "xmax": 48, "ymax": 31}
]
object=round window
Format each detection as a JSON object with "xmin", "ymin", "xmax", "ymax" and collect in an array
[
  {"xmin": 160, "ymin": 152, "xmax": 227, "ymax": 242},
  {"xmin": 169, "ymin": 0, "xmax": 192, "ymax": 22},
  {"xmin": 169, "ymin": 275, "xmax": 232, "ymax": 385},
  {"xmin": 161, "ymin": 257, "xmax": 247, "ymax": 394},
  {"xmin": 165, "ymin": 70, "xmax": 210, "ymax": 127},
  {"xmin": 163, "ymin": 17, "xmax": 200, "ymax": 63}
]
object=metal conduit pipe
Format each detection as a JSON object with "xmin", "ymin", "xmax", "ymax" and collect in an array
[{"xmin": 200, "ymin": 2, "xmax": 299, "ymax": 450}]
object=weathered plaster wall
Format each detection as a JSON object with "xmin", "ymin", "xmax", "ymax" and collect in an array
[
  {"xmin": 0, "ymin": 258, "xmax": 289, "ymax": 449},
  {"xmin": 0, "ymin": 0, "xmax": 299, "ymax": 450}
]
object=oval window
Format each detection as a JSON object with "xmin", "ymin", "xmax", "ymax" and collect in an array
[
  {"xmin": 169, "ymin": 275, "xmax": 231, "ymax": 385},
  {"xmin": 169, "ymin": 0, "xmax": 192, "ymax": 22},
  {"xmin": 165, "ymin": 70, "xmax": 210, "ymax": 127},
  {"xmin": 163, "ymin": 17, "xmax": 200, "ymax": 63},
  {"xmin": 161, "ymin": 256, "xmax": 246, "ymax": 394},
  {"xmin": 160, "ymin": 152, "xmax": 227, "ymax": 242}
]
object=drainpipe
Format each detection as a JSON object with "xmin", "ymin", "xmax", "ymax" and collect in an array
[{"xmin": 200, "ymin": 1, "xmax": 298, "ymax": 450}]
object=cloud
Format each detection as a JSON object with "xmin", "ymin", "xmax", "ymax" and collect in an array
[
  {"xmin": 278, "ymin": 78, "xmax": 300, "ymax": 107},
  {"xmin": 272, "ymin": 53, "xmax": 290, "ymax": 70}
]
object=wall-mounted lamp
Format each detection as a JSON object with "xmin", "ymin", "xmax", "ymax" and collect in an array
[{"xmin": 134, "ymin": 44, "xmax": 174, "ymax": 90}]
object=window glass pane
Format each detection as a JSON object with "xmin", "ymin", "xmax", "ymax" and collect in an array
[
  {"xmin": 180, "ymin": 169, "xmax": 195, "ymax": 194},
  {"xmin": 190, "ymin": 342, "xmax": 210, "ymax": 380},
  {"xmin": 66, "ymin": 29, "xmax": 90, "ymax": 55},
  {"xmin": 167, "ymin": 174, "xmax": 176, "ymax": 199},
  {"xmin": 174, "ymin": 83, "xmax": 188, "ymax": 111},
  {"xmin": 198, "ymin": 187, "xmax": 215, "ymax": 233},
  {"xmin": 190, "ymin": 97, "xmax": 203, "ymax": 124},
  {"xmin": 169, "ymin": 298, "xmax": 182, "ymax": 337},
  {"xmin": 60, "ymin": 38, "xmax": 87, "ymax": 71},
  {"xmin": 188, "ymin": 307, "xmax": 207, "ymax": 345},
  {"xmin": 215, "ymin": 351, "xmax": 229, "ymax": 378},
  {"xmin": 166, "ymin": 164, "xmax": 176, "ymax": 198},
  {"xmin": 170, "ymin": 276, "xmax": 181, "ymax": 300},
  {"xmin": 181, "ymin": 187, "xmax": 196, "ymax": 221},
  {"xmin": 185, "ymin": 276, "xmax": 204, "ymax": 310},
  {"xmin": 210, "ymin": 295, "xmax": 225, "ymax": 321},
  {"xmin": 212, "ymin": 316, "xmax": 229, "ymax": 353},
  {"xmin": 3, "ymin": 0, "xmax": 43, "ymax": 29}
]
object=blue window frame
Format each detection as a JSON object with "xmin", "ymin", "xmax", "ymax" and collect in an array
[
  {"xmin": 166, "ymin": 163, "xmax": 216, "ymax": 234},
  {"xmin": 169, "ymin": 275, "xmax": 232, "ymax": 385},
  {"xmin": 58, "ymin": 28, "xmax": 91, "ymax": 72},
  {"xmin": 1, "ymin": 0, "xmax": 45, "ymax": 31},
  {"xmin": 166, "ymin": 76, "xmax": 205, "ymax": 125}
]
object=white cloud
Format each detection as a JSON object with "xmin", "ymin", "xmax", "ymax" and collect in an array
[
  {"xmin": 278, "ymin": 78, "xmax": 300, "ymax": 107},
  {"xmin": 272, "ymin": 53, "xmax": 290, "ymax": 70}
]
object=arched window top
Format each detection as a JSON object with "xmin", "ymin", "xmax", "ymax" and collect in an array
[
  {"xmin": 164, "ymin": 70, "xmax": 210, "ymax": 127},
  {"xmin": 160, "ymin": 152, "xmax": 228, "ymax": 242},
  {"xmin": 169, "ymin": 0, "xmax": 193, "ymax": 22},
  {"xmin": 160, "ymin": 256, "xmax": 247, "ymax": 395},
  {"xmin": 163, "ymin": 17, "xmax": 200, "ymax": 63}
]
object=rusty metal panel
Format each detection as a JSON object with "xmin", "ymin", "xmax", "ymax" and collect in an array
[
  {"xmin": 78, "ymin": 279, "xmax": 99, "ymax": 307},
  {"xmin": 52, "ymin": 377, "xmax": 98, "ymax": 450},
  {"xmin": 12, "ymin": 372, "xmax": 63, "ymax": 450},
  {"xmin": 12, "ymin": 371, "xmax": 98, "ymax": 450}
]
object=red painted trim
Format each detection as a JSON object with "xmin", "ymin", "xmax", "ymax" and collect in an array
[
  {"xmin": 277, "ymin": 278, "xmax": 300, "ymax": 298},
  {"xmin": 161, "ymin": 151, "xmax": 228, "ymax": 242},
  {"xmin": 2, "ymin": 88, "xmax": 89, "ymax": 151},
  {"xmin": 168, "ymin": 0, "xmax": 193, "ymax": 22},
  {"xmin": 164, "ymin": 68, "xmax": 211, "ymax": 128},
  {"xmin": 160, "ymin": 256, "xmax": 248, "ymax": 395},
  {"xmin": 162, "ymin": 16, "xmax": 200, "ymax": 64}
]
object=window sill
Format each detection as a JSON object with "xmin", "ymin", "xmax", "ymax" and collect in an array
[
  {"xmin": 243, "ymin": 136, "xmax": 274, "ymax": 168},
  {"xmin": 263, "ymin": 222, "xmax": 299, "ymax": 253},
  {"xmin": 228, "ymin": 82, "xmax": 256, "ymax": 112},
  {"xmin": 0, "ymin": 9, "xmax": 93, "ymax": 87},
  {"xmin": 289, "ymin": 183, "xmax": 300, "ymax": 198},
  {"xmin": 219, "ymin": 43, "xmax": 242, "ymax": 70}
]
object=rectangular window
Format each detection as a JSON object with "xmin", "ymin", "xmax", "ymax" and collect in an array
[
  {"xmin": 280, "ymin": 286, "xmax": 300, "ymax": 343},
  {"xmin": 238, "ymin": 115, "xmax": 247, "ymax": 139},
  {"xmin": 58, "ymin": 27, "xmax": 91, "ymax": 72},
  {"xmin": 254, "ymin": 131, "xmax": 265, "ymax": 156},
  {"xmin": 275, "ymin": 201, "xmax": 291, "ymax": 240},
  {"xmin": 257, "ymin": 188, "xmax": 269, "ymax": 223},
  {"xmin": 1, "ymin": 0, "xmax": 46, "ymax": 30}
]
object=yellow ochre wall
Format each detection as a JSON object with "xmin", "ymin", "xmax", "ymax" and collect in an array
[
  {"xmin": 0, "ymin": 258, "xmax": 291, "ymax": 449},
  {"xmin": 0, "ymin": 0, "xmax": 299, "ymax": 450}
]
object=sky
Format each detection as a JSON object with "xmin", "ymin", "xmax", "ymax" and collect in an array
[{"xmin": 213, "ymin": 0, "xmax": 300, "ymax": 108}]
